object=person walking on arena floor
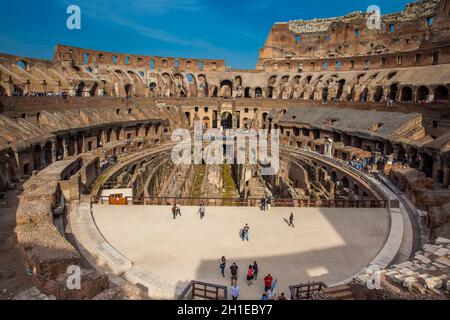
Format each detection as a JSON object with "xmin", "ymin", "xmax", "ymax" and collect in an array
[
  {"xmin": 220, "ymin": 256, "xmax": 227, "ymax": 278},
  {"xmin": 264, "ymin": 274, "xmax": 273, "ymax": 292},
  {"xmin": 231, "ymin": 282, "xmax": 240, "ymax": 300},
  {"xmin": 230, "ymin": 262, "xmax": 239, "ymax": 285},
  {"xmin": 252, "ymin": 261, "xmax": 259, "ymax": 280},
  {"xmin": 199, "ymin": 201, "xmax": 206, "ymax": 220},
  {"xmin": 246, "ymin": 265, "xmax": 254, "ymax": 286},
  {"xmin": 176, "ymin": 203, "xmax": 182, "ymax": 217},
  {"xmin": 242, "ymin": 224, "xmax": 250, "ymax": 242},
  {"xmin": 288, "ymin": 212, "xmax": 295, "ymax": 228},
  {"xmin": 171, "ymin": 203, "xmax": 177, "ymax": 220}
]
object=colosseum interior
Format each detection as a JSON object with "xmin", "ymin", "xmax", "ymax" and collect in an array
[{"xmin": 0, "ymin": 0, "xmax": 450, "ymax": 301}]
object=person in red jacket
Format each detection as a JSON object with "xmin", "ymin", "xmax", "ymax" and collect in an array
[{"xmin": 264, "ymin": 274, "xmax": 273, "ymax": 292}]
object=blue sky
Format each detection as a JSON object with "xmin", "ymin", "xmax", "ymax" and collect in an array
[{"xmin": 0, "ymin": 0, "xmax": 412, "ymax": 69}]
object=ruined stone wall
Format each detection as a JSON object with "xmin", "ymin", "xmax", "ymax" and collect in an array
[{"xmin": 258, "ymin": 0, "xmax": 449, "ymax": 71}]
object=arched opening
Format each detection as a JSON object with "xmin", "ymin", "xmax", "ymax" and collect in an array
[
  {"xmin": 421, "ymin": 153, "xmax": 434, "ymax": 178},
  {"xmin": 342, "ymin": 177, "xmax": 349, "ymax": 188},
  {"xmin": 322, "ymin": 87, "xmax": 329, "ymax": 101},
  {"xmin": 347, "ymin": 87, "xmax": 355, "ymax": 101},
  {"xmin": 373, "ymin": 86, "xmax": 384, "ymax": 102},
  {"xmin": 185, "ymin": 112, "xmax": 191, "ymax": 127},
  {"xmin": 336, "ymin": 79, "xmax": 345, "ymax": 100},
  {"xmin": 330, "ymin": 171, "xmax": 337, "ymax": 183},
  {"xmin": 186, "ymin": 74, "xmax": 194, "ymax": 83},
  {"xmin": 434, "ymin": 85, "xmax": 448, "ymax": 101},
  {"xmin": 268, "ymin": 86, "xmax": 274, "ymax": 98},
  {"xmin": 244, "ymin": 87, "xmax": 251, "ymax": 98},
  {"xmin": 89, "ymin": 82, "xmax": 98, "ymax": 97},
  {"xmin": 221, "ymin": 112, "xmax": 233, "ymax": 130},
  {"xmin": 220, "ymin": 80, "xmax": 233, "ymax": 98},
  {"xmin": 202, "ymin": 117, "xmax": 210, "ymax": 130},
  {"xmin": 33, "ymin": 145, "xmax": 42, "ymax": 170},
  {"xmin": 400, "ymin": 86, "xmax": 413, "ymax": 102},
  {"xmin": 255, "ymin": 87, "xmax": 263, "ymax": 98},
  {"xmin": 352, "ymin": 184, "xmax": 360, "ymax": 195},
  {"xmin": 416, "ymin": 86, "xmax": 429, "ymax": 102},
  {"xmin": 44, "ymin": 142, "xmax": 53, "ymax": 166},
  {"xmin": 116, "ymin": 128, "xmax": 122, "ymax": 141},
  {"xmin": 16, "ymin": 60, "xmax": 27, "ymax": 70},
  {"xmin": 106, "ymin": 128, "xmax": 112, "ymax": 143},
  {"xmin": 97, "ymin": 130, "xmax": 103, "ymax": 147},
  {"xmin": 76, "ymin": 82, "xmax": 85, "ymax": 97},
  {"xmin": 360, "ymin": 88, "xmax": 369, "ymax": 102},
  {"xmin": 125, "ymin": 84, "xmax": 133, "ymax": 98},
  {"xmin": 262, "ymin": 113, "xmax": 268, "ymax": 129},
  {"xmin": 389, "ymin": 83, "xmax": 399, "ymax": 101}
]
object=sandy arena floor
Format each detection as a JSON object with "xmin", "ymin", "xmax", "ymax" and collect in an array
[{"xmin": 92, "ymin": 205, "xmax": 390, "ymax": 300}]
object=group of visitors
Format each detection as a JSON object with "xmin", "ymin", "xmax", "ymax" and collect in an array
[
  {"xmin": 170, "ymin": 201, "xmax": 206, "ymax": 220},
  {"xmin": 222, "ymin": 258, "xmax": 286, "ymax": 300},
  {"xmin": 260, "ymin": 195, "xmax": 272, "ymax": 211}
]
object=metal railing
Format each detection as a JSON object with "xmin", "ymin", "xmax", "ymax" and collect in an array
[
  {"xmin": 289, "ymin": 281, "xmax": 328, "ymax": 300},
  {"xmin": 178, "ymin": 281, "xmax": 228, "ymax": 300},
  {"xmin": 92, "ymin": 195, "xmax": 388, "ymax": 208}
]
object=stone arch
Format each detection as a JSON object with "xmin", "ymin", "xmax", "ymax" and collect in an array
[
  {"xmin": 33, "ymin": 144, "xmax": 42, "ymax": 170},
  {"xmin": 360, "ymin": 87, "xmax": 369, "ymax": 102},
  {"xmin": 202, "ymin": 117, "xmax": 210, "ymax": 129},
  {"xmin": 89, "ymin": 82, "xmax": 98, "ymax": 97},
  {"xmin": 341, "ymin": 176, "xmax": 349, "ymax": 188},
  {"xmin": 389, "ymin": 83, "xmax": 399, "ymax": 101},
  {"xmin": 400, "ymin": 86, "xmax": 413, "ymax": 102},
  {"xmin": 185, "ymin": 112, "xmax": 191, "ymax": 127},
  {"xmin": 347, "ymin": 86, "xmax": 355, "ymax": 101},
  {"xmin": 373, "ymin": 86, "xmax": 384, "ymax": 102},
  {"xmin": 220, "ymin": 80, "xmax": 233, "ymax": 98},
  {"xmin": 336, "ymin": 79, "xmax": 345, "ymax": 100},
  {"xmin": 322, "ymin": 86, "xmax": 329, "ymax": 101},
  {"xmin": 44, "ymin": 141, "xmax": 53, "ymax": 166},
  {"xmin": 221, "ymin": 112, "xmax": 233, "ymax": 130},
  {"xmin": 76, "ymin": 82, "xmax": 85, "ymax": 97},
  {"xmin": 434, "ymin": 85, "xmax": 448, "ymax": 101},
  {"xmin": 416, "ymin": 86, "xmax": 429, "ymax": 102},
  {"xmin": 421, "ymin": 153, "xmax": 434, "ymax": 178},
  {"xmin": 125, "ymin": 84, "xmax": 133, "ymax": 98},
  {"xmin": 255, "ymin": 87, "xmax": 263, "ymax": 98},
  {"xmin": 16, "ymin": 60, "xmax": 27, "ymax": 70},
  {"xmin": 116, "ymin": 127, "xmax": 122, "ymax": 141},
  {"xmin": 244, "ymin": 87, "xmax": 251, "ymax": 98}
]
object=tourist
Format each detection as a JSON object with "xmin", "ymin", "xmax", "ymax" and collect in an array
[
  {"xmin": 220, "ymin": 256, "xmax": 227, "ymax": 278},
  {"xmin": 266, "ymin": 196, "xmax": 272, "ymax": 211},
  {"xmin": 260, "ymin": 292, "xmax": 269, "ymax": 301},
  {"xmin": 252, "ymin": 261, "xmax": 259, "ymax": 280},
  {"xmin": 246, "ymin": 265, "xmax": 254, "ymax": 286},
  {"xmin": 199, "ymin": 201, "xmax": 206, "ymax": 219},
  {"xmin": 267, "ymin": 288, "xmax": 276, "ymax": 300},
  {"xmin": 288, "ymin": 212, "xmax": 295, "ymax": 228},
  {"xmin": 278, "ymin": 293, "xmax": 287, "ymax": 300},
  {"xmin": 260, "ymin": 197, "xmax": 266, "ymax": 211},
  {"xmin": 230, "ymin": 282, "xmax": 240, "ymax": 300},
  {"xmin": 242, "ymin": 224, "xmax": 250, "ymax": 242},
  {"xmin": 171, "ymin": 203, "xmax": 177, "ymax": 220},
  {"xmin": 264, "ymin": 274, "xmax": 273, "ymax": 292},
  {"xmin": 176, "ymin": 203, "xmax": 182, "ymax": 217},
  {"xmin": 230, "ymin": 263, "xmax": 239, "ymax": 285}
]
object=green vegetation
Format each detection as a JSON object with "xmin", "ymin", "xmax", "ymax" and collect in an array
[
  {"xmin": 191, "ymin": 165, "xmax": 205, "ymax": 198},
  {"xmin": 222, "ymin": 164, "xmax": 238, "ymax": 206}
]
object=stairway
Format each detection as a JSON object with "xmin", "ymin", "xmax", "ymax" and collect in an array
[{"xmin": 322, "ymin": 285, "xmax": 355, "ymax": 300}]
